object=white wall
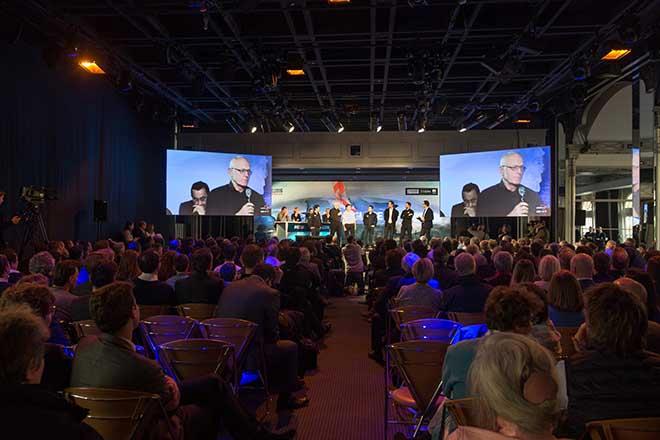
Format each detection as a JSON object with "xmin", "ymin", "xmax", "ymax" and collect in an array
[{"xmin": 178, "ymin": 129, "xmax": 547, "ymax": 169}]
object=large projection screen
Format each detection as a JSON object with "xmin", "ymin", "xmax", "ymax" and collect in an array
[
  {"xmin": 166, "ymin": 150, "xmax": 272, "ymax": 216},
  {"xmin": 272, "ymin": 180, "xmax": 450, "ymax": 235},
  {"xmin": 440, "ymin": 146, "xmax": 551, "ymax": 218}
]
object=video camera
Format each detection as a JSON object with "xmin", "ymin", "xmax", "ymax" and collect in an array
[{"xmin": 21, "ymin": 186, "xmax": 57, "ymax": 206}]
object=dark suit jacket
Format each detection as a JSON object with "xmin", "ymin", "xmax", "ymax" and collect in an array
[
  {"xmin": 451, "ymin": 203, "xmax": 470, "ymax": 218},
  {"xmin": 308, "ymin": 212, "xmax": 322, "ymax": 228},
  {"xmin": 383, "ymin": 208, "xmax": 399, "ymax": 225},
  {"xmin": 439, "ymin": 274, "xmax": 492, "ymax": 313},
  {"xmin": 421, "ymin": 208, "xmax": 434, "ymax": 228},
  {"xmin": 215, "ymin": 275, "xmax": 280, "ymax": 344},
  {"xmin": 174, "ymin": 271, "xmax": 224, "ymax": 305},
  {"xmin": 178, "ymin": 200, "xmax": 194, "ymax": 215},
  {"xmin": 578, "ymin": 278, "xmax": 595, "ymax": 292},
  {"xmin": 71, "ymin": 333, "xmax": 170, "ymax": 401},
  {"xmin": 400, "ymin": 209, "xmax": 414, "ymax": 226},
  {"xmin": 0, "ymin": 384, "xmax": 102, "ymax": 439}
]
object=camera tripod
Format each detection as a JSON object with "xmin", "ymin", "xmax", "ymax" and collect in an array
[{"xmin": 19, "ymin": 203, "xmax": 49, "ymax": 259}]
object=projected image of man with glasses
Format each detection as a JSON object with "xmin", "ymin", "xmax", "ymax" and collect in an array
[
  {"xmin": 207, "ymin": 156, "xmax": 267, "ymax": 216},
  {"xmin": 478, "ymin": 152, "xmax": 548, "ymax": 217}
]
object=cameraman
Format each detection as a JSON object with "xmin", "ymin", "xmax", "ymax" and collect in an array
[{"xmin": 0, "ymin": 191, "xmax": 21, "ymax": 249}]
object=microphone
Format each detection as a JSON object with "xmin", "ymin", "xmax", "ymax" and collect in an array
[
  {"xmin": 518, "ymin": 186, "xmax": 526, "ymax": 202},
  {"xmin": 245, "ymin": 188, "xmax": 252, "ymax": 203}
]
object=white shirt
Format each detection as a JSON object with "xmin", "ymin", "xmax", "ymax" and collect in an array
[
  {"xmin": 388, "ymin": 208, "xmax": 393, "ymax": 223},
  {"xmin": 343, "ymin": 208, "xmax": 356, "ymax": 225}
]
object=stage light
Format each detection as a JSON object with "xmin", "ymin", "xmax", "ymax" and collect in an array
[
  {"xmin": 327, "ymin": 0, "xmax": 351, "ymax": 4},
  {"xmin": 78, "ymin": 60, "xmax": 105, "ymax": 74},
  {"xmin": 181, "ymin": 120, "xmax": 199, "ymax": 129},
  {"xmin": 459, "ymin": 127, "xmax": 467, "ymax": 133},
  {"xmin": 600, "ymin": 41, "xmax": 631, "ymax": 61},
  {"xmin": 416, "ymin": 115, "xmax": 427, "ymax": 133},
  {"xmin": 370, "ymin": 113, "xmax": 382, "ymax": 132},
  {"xmin": 513, "ymin": 118, "xmax": 532, "ymax": 124},
  {"xmin": 283, "ymin": 121, "xmax": 295, "ymax": 132},
  {"xmin": 286, "ymin": 53, "xmax": 305, "ymax": 76},
  {"xmin": 337, "ymin": 122, "xmax": 345, "ymax": 133},
  {"xmin": 376, "ymin": 123, "xmax": 382, "ymax": 133}
]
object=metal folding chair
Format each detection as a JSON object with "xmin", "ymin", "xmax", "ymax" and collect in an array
[
  {"xmin": 447, "ymin": 311, "xmax": 486, "ymax": 326},
  {"xmin": 586, "ymin": 417, "xmax": 660, "ymax": 440},
  {"xmin": 139, "ymin": 315, "xmax": 197, "ymax": 361},
  {"xmin": 400, "ymin": 318, "xmax": 461, "ymax": 343},
  {"xmin": 159, "ymin": 338, "xmax": 234, "ymax": 385},
  {"xmin": 177, "ymin": 303, "xmax": 217, "ymax": 321}
]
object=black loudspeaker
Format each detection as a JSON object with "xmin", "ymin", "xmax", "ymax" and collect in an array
[
  {"xmin": 94, "ymin": 200, "xmax": 108, "ymax": 223},
  {"xmin": 575, "ymin": 209, "xmax": 586, "ymax": 226}
]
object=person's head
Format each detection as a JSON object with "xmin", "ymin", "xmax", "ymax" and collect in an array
[
  {"xmin": 557, "ymin": 248, "xmax": 575, "ymax": 271},
  {"xmin": 190, "ymin": 181, "xmax": 209, "ymax": 208},
  {"xmin": 469, "ymin": 332, "xmax": 560, "ymax": 436},
  {"xmin": 386, "ymin": 200, "xmax": 394, "ymax": 209},
  {"xmin": 284, "ymin": 247, "xmax": 301, "ymax": 266},
  {"xmin": 117, "ymin": 250, "xmax": 141, "ymax": 281},
  {"xmin": 423, "ymin": 200, "xmax": 430, "ymax": 208},
  {"xmin": 625, "ymin": 269, "xmax": 657, "ymax": 316},
  {"xmin": 537, "ymin": 255, "xmax": 560, "ymax": 282},
  {"xmin": 280, "ymin": 206, "xmax": 288, "ymax": 213},
  {"xmin": 385, "ymin": 248, "xmax": 405, "ymax": 271},
  {"xmin": 191, "ymin": 248, "xmax": 213, "ymax": 274},
  {"xmin": 548, "ymin": 270, "xmax": 583, "ymax": 312},
  {"xmin": 0, "ymin": 283, "xmax": 55, "ymax": 326},
  {"xmin": 241, "ymin": 244, "xmax": 264, "ymax": 270},
  {"xmin": 511, "ymin": 259, "xmax": 536, "ymax": 285},
  {"xmin": 411, "ymin": 258, "xmax": 434, "ymax": 284},
  {"xmin": 90, "ymin": 282, "xmax": 139, "ymax": 335},
  {"xmin": 252, "ymin": 263, "xmax": 276, "ymax": 286},
  {"xmin": 455, "ymin": 252, "xmax": 476, "ymax": 276},
  {"xmin": 2, "ymin": 249, "xmax": 18, "ymax": 271},
  {"xmin": 615, "ymin": 277, "xmax": 648, "ymax": 305},
  {"xmin": 405, "ymin": 202, "xmax": 411, "ymax": 209},
  {"xmin": 484, "ymin": 286, "xmax": 543, "ymax": 333},
  {"xmin": 137, "ymin": 250, "xmax": 160, "ymax": 275},
  {"xmin": 52, "ymin": 260, "xmax": 79, "ymax": 289},
  {"xmin": 313, "ymin": 204, "xmax": 320, "ymax": 213},
  {"xmin": 293, "ymin": 207, "xmax": 300, "ymax": 214},
  {"xmin": 91, "ymin": 261, "xmax": 119, "ymax": 289},
  {"xmin": 228, "ymin": 156, "xmax": 252, "ymax": 188},
  {"xmin": 401, "ymin": 252, "xmax": 421, "ymax": 274},
  {"xmin": 299, "ymin": 247, "xmax": 311, "ymax": 264},
  {"xmin": 612, "ymin": 247, "xmax": 630, "ymax": 271},
  {"xmin": 570, "ymin": 253, "xmax": 594, "ymax": 279},
  {"xmin": 493, "ymin": 251, "xmax": 513, "ymax": 274},
  {"xmin": 499, "ymin": 152, "xmax": 525, "ymax": 187},
  {"xmin": 0, "ymin": 306, "xmax": 49, "ymax": 385},
  {"xmin": 29, "ymin": 251, "xmax": 55, "ymax": 277},
  {"xmin": 585, "ymin": 283, "xmax": 647, "ymax": 356},
  {"xmin": 219, "ymin": 263, "xmax": 237, "ymax": 282},
  {"xmin": 461, "ymin": 183, "xmax": 480, "ymax": 209},
  {"xmin": 174, "ymin": 253, "xmax": 189, "ymax": 273}
]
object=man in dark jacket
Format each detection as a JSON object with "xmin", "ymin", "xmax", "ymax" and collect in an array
[
  {"xmin": 308, "ymin": 205, "xmax": 322, "ymax": 237},
  {"xmin": 328, "ymin": 201, "xmax": 343, "ymax": 246},
  {"xmin": 0, "ymin": 307, "xmax": 101, "ymax": 439},
  {"xmin": 383, "ymin": 200, "xmax": 399, "ymax": 240},
  {"xmin": 72, "ymin": 282, "xmax": 293, "ymax": 440},
  {"xmin": 363, "ymin": 205, "xmax": 378, "ymax": 247},
  {"xmin": 216, "ymin": 263, "xmax": 309, "ymax": 411},
  {"xmin": 400, "ymin": 202, "xmax": 414, "ymax": 243},
  {"xmin": 175, "ymin": 248, "xmax": 223, "ymax": 304},
  {"xmin": 564, "ymin": 284, "xmax": 660, "ymax": 438},
  {"xmin": 439, "ymin": 253, "xmax": 492, "ymax": 314},
  {"xmin": 484, "ymin": 251, "xmax": 513, "ymax": 287}
]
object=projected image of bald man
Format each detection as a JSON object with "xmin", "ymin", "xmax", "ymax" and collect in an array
[
  {"xmin": 207, "ymin": 156, "xmax": 267, "ymax": 216},
  {"xmin": 478, "ymin": 152, "xmax": 547, "ymax": 217}
]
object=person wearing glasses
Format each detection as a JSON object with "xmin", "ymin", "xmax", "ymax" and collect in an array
[
  {"xmin": 178, "ymin": 181, "xmax": 209, "ymax": 215},
  {"xmin": 207, "ymin": 156, "xmax": 267, "ymax": 216},
  {"xmin": 478, "ymin": 152, "xmax": 546, "ymax": 217}
]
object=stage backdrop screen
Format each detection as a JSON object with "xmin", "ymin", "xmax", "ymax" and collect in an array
[
  {"xmin": 272, "ymin": 180, "xmax": 449, "ymax": 235},
  {"xmin": 439, "ymin": 146, "xmax": 551, "ymax": 218},
  {"xmin": 166, "ymin": 150, "xmax": 272, "ymax": 216}
]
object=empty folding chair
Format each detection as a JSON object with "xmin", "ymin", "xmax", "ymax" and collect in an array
[
  {"xmin": 140, "ymin": 315, "xmax": 197, "ymax": 360},
  {"xmin": 400, "ymin": 318, "xmax": 461, "ymax": 343},
  {"xmin": 159, "ymin": 338, "xmax": 234, "ymax": 385},
  {"xmin": 177, "ymin": 303, "xmax": 217, "ymax": 321}
]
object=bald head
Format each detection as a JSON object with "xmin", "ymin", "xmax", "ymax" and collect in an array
[
  {"xmin": 455, "ymin": 252, "xmax": 476, "ymax": 276},
  {"xmin": 615, "ymin": 277, "xmax": 647, "ymax": 304},
  {"xmin": 499, "ymin": 152, "xmax": 523, "ymax": 167},
  {"xmin": 228, "ymin": 156, "xmax": 251, "ymax": 189},
  {"xmin": 499, "ymin": 152, "xmax": 525, "ymax": 187},
  {"xmin": 571, "ymin": 253, "xmax": 594, "ymax": 279}
]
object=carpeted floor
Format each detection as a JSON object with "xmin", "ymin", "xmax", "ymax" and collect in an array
[{"xmin": 295, "ymin": 296, "xmax": 388, "ymax": 440}]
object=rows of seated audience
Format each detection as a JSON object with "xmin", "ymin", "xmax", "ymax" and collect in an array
[{"xmin": 1, "ymin": 227, "xmax": 660, "ymax": 439}]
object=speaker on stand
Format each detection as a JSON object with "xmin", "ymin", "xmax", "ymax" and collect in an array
[{"xmin": 94, "ymin": 200, "xmax": 108, "ymax": 240}]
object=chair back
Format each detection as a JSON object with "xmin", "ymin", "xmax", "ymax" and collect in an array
[
  {"xmin": 556, "ymin": 326, "xmax": 579, "ymax": 358},
  {"xmin": 160, "ymin": 338, "xmax": 234, "ymax": 383},
  {"xmin": 452, "ymin": 324, "xmax": 489, "ymax": 344},
  {"xmin": 138, "ymin": 304, "xmax": 171, "ymax": 320},
  {"xmin": 586, "ymin": 417, "xmax": 660, "ymax": 440},
  {"xmin": 445, "ymin": 398, "xmax": 484, "ymax": 428},
  {"xmin": 177, "ymin": 303, "xmax": 217, "ymax": 320},
  {"xmin": 140, "ymin": 315, "xmax": 196, "ymax": 355},
  {"xmin": 65, "ymin": 387, "xmax": 165, "ymax": 440},
  {"xmin": 388, "ymin": 340, "xmax": 450, "ymax": 413},
  {"xmin": 200, "ymin": 318, "xmax": 257, "ymax": 364},
  {"xmin": 74, "ymin": 320, "xmax": 102, "ymax": 340},
  {"xmin": 447, "ymin": 312, "xmax": 486, "ymax": 326},
  {"xmin": 400, "ymin": 318, "xmax": 461, "ymax": 343},
  {"xmin": 390, "ymin": 306, "xmax": 437, "ymax": 327}
]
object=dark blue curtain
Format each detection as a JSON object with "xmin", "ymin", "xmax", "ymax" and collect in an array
[{"xmin": 0, "ymin": 41, "xmax": 168, "ymax": 243}]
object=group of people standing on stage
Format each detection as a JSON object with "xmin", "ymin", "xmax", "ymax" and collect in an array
[
  {"xmin": 583, "ymin": 226, "xmax": 609, "ymax": 247},
  {"xmin": 275, "ymin": 199, "xmax": 435, "ymax": 246}
]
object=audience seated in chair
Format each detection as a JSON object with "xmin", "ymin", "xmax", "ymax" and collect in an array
[
  {"xmin": 70, "ymin": 281, "xmax": 294, "ymax": 440},
  {"xmin": 563, "ymin": 283, "xmax": 660, "ymax": 438},
  {"xmin": 0, "ymin": 306, "xmax": 102, "ymax": 439},
  {"xmin": 547, "ymin": 271, "xmax": 584, "ymax": 328},
  {"xmin": 447, "ymin": 332, "xmax": 570, "ymax": 440},
  {"xmin": 133, "ymin": 250, "xmax": 176, "ymax": 305},
  {"xmin": 165, "ymin": 253, "xmax": 189, "ymax": 289},
  {"xmin": 439, "ymin": 253, "xmax": 493, "ymax": 315},
  {"xmin": 395, "ymin": 257, "xmax": 442, "ymax": 311},
  {"xmin": 174, "ymin": 248, "xmax": 223, "ymax": 305}
]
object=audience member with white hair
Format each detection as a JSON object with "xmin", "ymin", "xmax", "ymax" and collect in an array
[{"xmin": 439, "ymin": 253, "xmax": 493, "ymax": 314}]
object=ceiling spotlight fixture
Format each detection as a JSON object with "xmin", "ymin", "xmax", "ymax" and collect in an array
[
  {"xmin": 459, "ymin": 127, "xmax": 467, "ymax": 133},
  {"xmin": 513, "ymin": 112, "xmax": 532, "ymax": 124},
  {"xmin": 337, "ymin": 122, "xmax": 345, "ymax": 133},
  {"xmin": 376, "ymin": 122, "xmax": 383, "ymax": 133},
  {"xmin": 78, "ymin": 60, "xmax": 105, "ymax": 74},
  {"xmin": 181, "ymin": 120, "xmax": 199, "ymax": 129},
  {"xmin": 416, "ymin": 115, "xmax": 427, "ymax": 133},
  {"xmin": 285, "ymin": 52, "xmax": 305, "ymax": 76},
  {"xmin": 249, "ymin": 120, "xmax": 258, "ymax": 133},
  {"xmin": 283, "ymin": 121, "xmax": 295, "ymax": 133},
  {"xmin": 327, "ymin": 0, "xmax": 351, "ymax": 3},
  {"xmin": 600, "ymin": 41, "xmax": 631, "ymax": 61}
]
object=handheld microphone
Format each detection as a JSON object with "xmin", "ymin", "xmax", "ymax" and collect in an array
[
  {"xmin": 518, "ymin": 186, "xmax": 526, "ymax": 202},
  {"xmin": 245, "ymin": 188, "xmax": 252, "ymax": 203}
]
